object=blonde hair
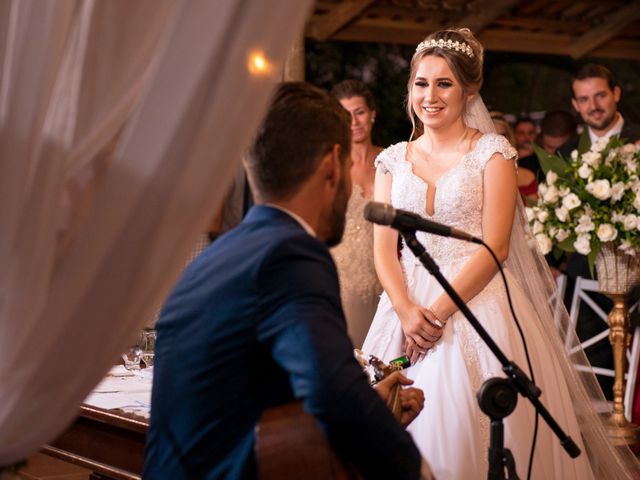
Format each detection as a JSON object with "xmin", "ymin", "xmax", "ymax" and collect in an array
[
  {"xmin": 490, "ymin": 111, "xmax": 516, "ymax": 146},
  {"xmin": 406, "ymin": 28, "xmax": 484, "ymax": 139}
]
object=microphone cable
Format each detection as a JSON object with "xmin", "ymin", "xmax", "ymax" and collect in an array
[{"xmin": 479, "ymin": 240, "xmax": 538, "ymax": 480}]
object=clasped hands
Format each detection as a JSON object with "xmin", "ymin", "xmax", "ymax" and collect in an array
[{"xmin": 397, "ymin": 303, "xmax": 444, "ymax": 365}]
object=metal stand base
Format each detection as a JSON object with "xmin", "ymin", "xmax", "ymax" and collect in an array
[{"xmin": 606, "ymin": 420, "xmax": 640, "ymax": 446}]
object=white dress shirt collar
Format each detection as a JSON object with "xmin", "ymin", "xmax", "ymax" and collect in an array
[{"xmin": 265, "ymin": 203, "xmax": 316, "ymax": 237}]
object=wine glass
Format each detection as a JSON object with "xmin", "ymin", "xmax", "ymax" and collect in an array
[
  {"xmin": 122, "ymin": 345, "xmax": 142, "ymax": 371},
  {"xmin": 138, "ymin": 329, "xmax": 156, "ymax": 368}
]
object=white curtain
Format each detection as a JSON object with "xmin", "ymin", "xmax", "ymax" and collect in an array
[{"xmin": 0, "ymin": 0, "xmax": 313, "ymax": 464}]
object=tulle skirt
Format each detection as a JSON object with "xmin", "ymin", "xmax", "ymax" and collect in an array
[{"xmin": 362, "ymin": 261, "xmax": 595, "ymax": 480}]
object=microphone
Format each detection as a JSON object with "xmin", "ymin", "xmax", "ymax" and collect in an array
[{"xmin": 364, "ymin": 201, "xmax": 482, "ymax": 244}]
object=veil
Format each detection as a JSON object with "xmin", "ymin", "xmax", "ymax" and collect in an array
[{"xmin": 464, "ymin": 95, "xmax": 640, "ymax": 477}]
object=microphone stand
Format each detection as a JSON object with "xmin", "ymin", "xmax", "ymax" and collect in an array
[{"xmin": 400, "ymin": 231, "xmax": 581, "ymax": 480}]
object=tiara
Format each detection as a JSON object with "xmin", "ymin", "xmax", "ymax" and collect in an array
[{"xmin": 415, "ymin": 38, "xmax": 474, "ymax": 58}]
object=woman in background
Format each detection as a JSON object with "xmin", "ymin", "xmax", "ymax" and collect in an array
[
  {"xmin": 491, "ymin": 110, "xmax": 538, "ymax": 201},
  {"xmin": 330, "ymin": 79, "xmax": 383, "ymax": 347}
]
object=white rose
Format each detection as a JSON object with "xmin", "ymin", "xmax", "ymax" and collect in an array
[
  {"xmin": 532, "ymin": 221, "xmax": 543, "ymax": 235},
  {"xmin": 625, "ymin": 159, "xmax": 638, "ymax": 174},
  {"xmin": 624, "ymin": 214, "xmax": 638, "ymax": 231},
  {"xmin": 525, "ymin": 207, "xmax": 535, "ymax": 223},
  {"xmin": 582, "ymin": 151, "xmax": 601, "ymax": 167},
  {"xmin": 611, "ymin": 181, "xmax": 626, "ymax": 203},
  {"xmin": 619, "ymin": 240, "xmax": 637, "ymax": 256},
  {"xmin": 536, "ymin": 210, "xmax": 549, "ymax": 222},
  {"xmin": 585, "ymin": 179, "xmax": 611, "ymax": 200},
  {"xmin": 597, "ymin": 223, "xmax": 618, "ymax": 242},
  {"xmin": 558, "ymin": 186, "xmax": 571, "ymax": 197},
  {"xmin": 542, "ymin": 184, "xmax": 559, "ymax": 204},
  {"xmin": 578, "ymin": 163, "xmax": 592, "ymax": 179},
  {"xmin": 562, "ymin": 193, "xmax": 581, "ymax": 210},
  {"xmin": 591, "ymin": 138, "xmax": 608, "ymax": 153},
  {"xmin": 623, "ymin": 144, "xmax": 636, "ymax": 155},
  {"xmin": 612, "ymin": 211, "xmax": 625, "ymax": 223},
  {"xmin": 555, "ymin": 206, "xmax": 570, "ymax": 222},
  {"xmin": 574, "ymin": 234, "xmax": 592, "ymax": 255},
  {"xmin": 571, "ymin": 150, "xmax": 578, "ymax": 161},
  {"xmin": 535, "ymin": 233, "xmax": 553, "ymax": 255},
  {"xmin": 546, "ymin": 170, "xmax": 558, "ymax": 185},
  {"xmin": 555, "ymin": 229, "xmax": 570, "ymax": 242},
  {"xmin": 634, "ymin": 193, "xmax": 640, "ymax": 211},
  {"xmin": 575, "ymin": 214, "xmax": 595, "ymax": 233}
]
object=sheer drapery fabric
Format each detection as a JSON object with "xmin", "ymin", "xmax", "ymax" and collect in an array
[
  {"xmin": 0, "ymin": 0, "xmax": 312, "ymax": 463},
  {"xmin": 465, "ymin": 95, "xmax": 640, "ymax": 477}
]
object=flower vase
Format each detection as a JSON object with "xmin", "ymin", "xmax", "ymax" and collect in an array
[{"xmin": 595, "ymin": 242, "xmax": 640, "ymax": 445}]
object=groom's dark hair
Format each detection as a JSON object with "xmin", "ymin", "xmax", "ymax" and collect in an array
[{"xmin": 246, "ymin": 82, "xmax": 351, "ymax": 202}]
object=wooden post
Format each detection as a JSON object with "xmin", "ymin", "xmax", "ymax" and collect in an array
[{"xmin": 283, "ymin": 35, "xmax": 305, "ymax": 81}]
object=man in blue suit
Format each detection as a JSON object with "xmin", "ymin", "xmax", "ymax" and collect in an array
[{"xmin": 144, "ymin": 83, "xmax": 431, "ymax": 479}]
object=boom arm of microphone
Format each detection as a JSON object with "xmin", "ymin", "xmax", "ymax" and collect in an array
[{"xmin": 364, "ymin": 201, "xmax": 482, "ymax": 244}]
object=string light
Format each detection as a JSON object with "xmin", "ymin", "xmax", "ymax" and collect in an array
[{"xmin": 247, "ymin": 51, "xmax": 272, "ymax": 75}]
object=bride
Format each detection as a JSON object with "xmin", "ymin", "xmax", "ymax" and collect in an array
[{"xmin": 362, "ymin": 28, "xmax": 640, "ymax": 479}]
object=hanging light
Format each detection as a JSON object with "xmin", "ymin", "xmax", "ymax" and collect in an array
[{"xmin": 247, "ymin": 51, "xmax": 272, "ymax": 76}]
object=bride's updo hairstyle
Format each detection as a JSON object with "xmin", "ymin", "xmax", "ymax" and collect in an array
[{"xmin": 406, "ymin": 28, "xmax": 484, "ymax": 137}]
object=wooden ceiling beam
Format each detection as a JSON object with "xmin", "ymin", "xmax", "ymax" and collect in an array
[
  {"xmin": 328, "ymin": 25, "xmax": 428, "ymax": 45},
  {"xmin": 493, "ymin": 16, "xmax": 586, "ymax": 35},
  {"xmin": 354, "ymin": 16, "xmax": 442, "ymax": 33},
  {"xmin": 325, "ymin": 25, "xmax": 640, "ymax": 61},
  {"xmin": 456, "ymin": 0, "xmax": 524, "ymax": 34},
  {"xmin": 307, "ymin": 0, "xmax": 375, "ymax": 41},
  {"xmin": 567, "ymin": 2, "xmax": 640, "ymax": 59},
  {"xmin": 591, "ymin": 39, "xmax": 640, "ymax": 61},
  {"xmin": 478, "ymin": 29, "xmax": 571, "ymax": 56}
]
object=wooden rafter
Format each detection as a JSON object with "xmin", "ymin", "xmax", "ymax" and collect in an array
[
  {"xmin": 456, "ymin": 0, "xmax": 524, "ymax": 34},
  {"xmin": 307, "ymin": 0, "xmax": 375, "ymax": 41},
  {"xmin": 493, "ymin": 16, "xmax": 586, "ymax": 35},
  {"xmin": 305, "ymin": 0, "xmax": 640, "ymax": 61},
  {"xmin": 567, "ymin": 2, "xmax": 640, "ymax": 59}
]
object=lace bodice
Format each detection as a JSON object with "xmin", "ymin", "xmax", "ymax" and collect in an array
[{"xmin": 376, "ymin": 134, "xmax": 517, "ymax": 276}]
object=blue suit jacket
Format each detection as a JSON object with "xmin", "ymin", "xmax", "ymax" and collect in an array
[{"xmin": 144, "ymin": 206, "xmax": 421, "ymax": 479}]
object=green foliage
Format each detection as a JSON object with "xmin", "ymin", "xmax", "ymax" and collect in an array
[
  {"xmin": 578, "ymin": 129, "xmax": 591, "ymax": 155},
  {"xmin": 533, "ymin": 143, "xmax": 569, "ymax": 176}
]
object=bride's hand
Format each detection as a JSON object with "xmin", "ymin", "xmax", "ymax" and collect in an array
[{"xmin": 396, "ymin": 303, "xmax": 442, "ymax": 363}]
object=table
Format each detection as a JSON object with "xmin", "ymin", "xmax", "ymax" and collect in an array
[
  {"xmin": 42, "ymin": 366, "xmax": 152, "ymax": 480},
  {"xmin": 43, "ymin": 405, "xmax": 147, "ymax": 480}
]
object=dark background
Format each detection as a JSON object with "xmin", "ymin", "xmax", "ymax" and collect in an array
[{"xmin": 306, "ymin": 39, "xmax": 640, "ymax": 147}]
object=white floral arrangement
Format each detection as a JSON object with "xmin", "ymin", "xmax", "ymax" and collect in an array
[{"xmin": 526, "ymin": 136, "xmax": 640, "ymax": 273}]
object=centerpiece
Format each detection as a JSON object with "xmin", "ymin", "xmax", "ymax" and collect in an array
[{"xmin": 527, "ymin": 134, "xmax": 640, "ymax": 444}]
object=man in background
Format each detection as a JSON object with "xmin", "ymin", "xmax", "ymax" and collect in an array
[
  {"xmin": 562, "ymin": 63, "xmax": 640, "ymax": 155},
  {"xmin": 514, "ymin": 116, "xmax": 537, "ymax": 158},
  {"xmin": 561, "ymin": 64, "xmax": 640, "ymax": 400},
  {"xmin": 517, "ymin": 111, "xmax": 576, "ymax": 202}
]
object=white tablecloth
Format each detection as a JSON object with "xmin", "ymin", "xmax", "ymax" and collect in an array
[{"xmin": 84, "ymin": 366, "xmax": 153, "ymax": 418}]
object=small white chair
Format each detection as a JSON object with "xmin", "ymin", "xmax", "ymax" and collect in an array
[{"xmin": 566, "ymin": 276, "xmax": 640, "ymax": 420}]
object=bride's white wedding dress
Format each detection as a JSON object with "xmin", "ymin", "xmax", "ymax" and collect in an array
[{"xmin": 362, "ymin": 134, "xmax": 595, "ymax": 479}]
